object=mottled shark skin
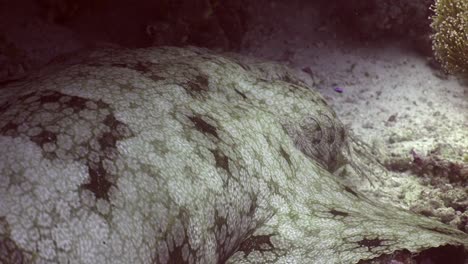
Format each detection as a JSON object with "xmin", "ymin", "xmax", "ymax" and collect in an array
[{"xmin": 0, "ymin": 46, "xmax": 466, "ymax": 264}]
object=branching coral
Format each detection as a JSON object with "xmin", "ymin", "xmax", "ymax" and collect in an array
[{"xmin": 431, "ymin": 0, "xmax": 468, "ymax": 75}]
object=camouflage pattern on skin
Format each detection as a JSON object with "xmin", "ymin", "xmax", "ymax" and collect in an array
[{"xmin": 0, "ymin": 46, "xmax": 466, "ymax": 263}]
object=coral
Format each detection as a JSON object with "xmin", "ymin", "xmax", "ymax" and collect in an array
[{"xmin": 430, "ymin": 0, "xmax": 468, "ymax": 75}]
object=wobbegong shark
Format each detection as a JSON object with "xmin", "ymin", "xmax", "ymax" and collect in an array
[{"xmin": 0, "ymin": 46, "xmax": 466, "ymax": 263}]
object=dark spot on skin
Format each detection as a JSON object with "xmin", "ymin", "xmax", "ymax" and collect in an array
[
  {"xmin": 187, "ymin": 75, "xmax": 209, "ymax": 94},
  {"xmin": 163, "ymin": 208, "xmax": 197, "ymax": 264},
  {"xmin": 210, "ymin": 149, "xmax": 230, "ymax": 173},
  {"xmin": 357, "ymin": 237, "xmax": 385, "ymax": 251},
  {"xmin": 134, "ymin": 62, "xmax": 150, "ymax": 73},
  {"xmin": 38, "ymin": 91, "xmax": 62, "ymax": 104},
  {"xmin": 0, "ymin": 122, "xmax": 18, "ymax": 135},
  {"xmin": 189, "ymin": 116, "xmax": 219, "ymax": 139},
  {"xmin": 30, "ymin": 130, "xmax": 57, "ymax": 147},
  {"xmin": 344, "ymin": 186, "xmax": 359, "ymax": 197},
  {"xmin": 238, "ymin": 235, "xmax": 275, "ymax": 256},
  {"xmin": 0, "ymin": 237, "xmax": 30, "ymax": 263},
  {"xmin": 216, "ymin": 197, "xmax": 259, "ymax": 263},
  {"xmin": 279, "ymin": 147, "xmax": 292, "ymax": 166},
  {"xmin": 83, "ymin": 163, "xmax": 113, "ymax": 200},
  {"xmin": 103, "ymin": 114, "xmax": 119, "ymax": 128},
  {"xmin": 213, "ymin": 210, "xmax": 228, "ymax": 234},
  {"xmin": 66, "ymin": 96, "xmax": 88, "ymax": 112},
  {"xmin": 96, "ymin": 100, "xmax": 108, "ymax": 108},
  {"xmin": 98, "ymin": 132, "xmax": 117, "ymax": 150},
  {"xmin": 212, "ymin": 210, "xmax": 229, "ymax": 257},
  {"xmin": 35, "ymin": 90, "xmax": 88, "ymax": 113},
  {"xmin": 1, "ymin": 89, "xmax": 134, "ymax": 202},
  {"xmin": 234, "ymin": 89, "xmax": 247, "ymax": 99},
  {"xmin": 82, "ymin": 113, "xmax": 134, "ymax": 200},
  {"xmin": 150, "ymin": 75, "xmax": 165, "ymax": 81},
  {"xmin": 329, "ymin": 209, "xmax": 349, "ymax": 217},
  {"xmin": 166, "ymin": 244, "xmax": 188, "ymax": 264}
]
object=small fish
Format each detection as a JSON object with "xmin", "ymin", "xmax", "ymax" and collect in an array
[{"xmin": 334, "ymin": 87, "xmax": 343, "ymax": 93}]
